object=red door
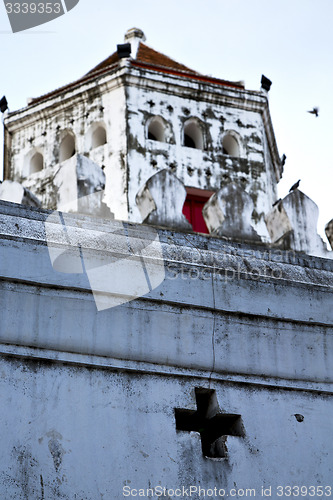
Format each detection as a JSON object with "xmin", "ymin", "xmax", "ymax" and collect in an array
[{"xmin": 182, "ymin": 188, "xmax": 214, "ymax": 234}]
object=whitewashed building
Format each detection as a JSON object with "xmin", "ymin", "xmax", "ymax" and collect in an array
[
  {"xmin": 0, "ymin": 29, "xmax": 333, "ymax": 499},
  {"xmin": 3, "ymin": 28, "xmax": 283, "ymax": 238}
]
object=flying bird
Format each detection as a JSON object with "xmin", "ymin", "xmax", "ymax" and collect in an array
[
  {"xmin": 289, "ymin": 179, "xmax": 301, "ymax": 192},
  {"xmin": 307, "ymin": 107, "xmax": 319, "ymax": 117}
]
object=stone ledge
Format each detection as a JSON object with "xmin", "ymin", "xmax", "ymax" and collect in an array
[{"xmin": 1, "ymin": 343, "xmax": 332, "ymax": 394}]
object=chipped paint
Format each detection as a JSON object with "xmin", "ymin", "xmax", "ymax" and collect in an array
[
  {"xmin": 0, "ymin": 202, "xmax": 332, "ymax": 498},
  {"xmin": 4, "ymin": 47, "xmax": 280, "ymax": 240}
]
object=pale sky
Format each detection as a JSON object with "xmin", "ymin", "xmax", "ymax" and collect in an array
[{"xmin": 1, "ymin": 0, "xmax": 332, "ymax": 241}]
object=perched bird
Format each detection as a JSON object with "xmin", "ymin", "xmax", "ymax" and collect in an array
[
  {"xmin": 281, "ymin": 154, "xmax": 287, "ymax": 167},
  {"xmin": 307, "ymin": 107, "xmax": 319, "ymax": 117},
  {"xmin": 289, "ymin": 179, "xmax": 301, "ymax": 192},
  {"xmin": 272, "ymin": 198, "xmax": 282, "ymax": 207}
]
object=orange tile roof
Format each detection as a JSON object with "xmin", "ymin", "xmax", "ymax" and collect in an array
[
  {"xmin": 136, "ymin": 43, "xmax": 198, "ymax": 74},
  {"xmin": 85, "ymin": 52, "xmax": 120, "ymax": 75},
  {"xmin": 29, "ymin": 42, "xmax": 243, "ymax": 106},
  {"xmin": 85, "ymin": 42, "xmax": 198, "ymax": 76}
]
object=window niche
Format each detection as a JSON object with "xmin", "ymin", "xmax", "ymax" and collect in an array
[
  {"xmin": 183, "ymin": 119, "xmax": 204, "ymax": 150},
  {"xmin": 59, "ymin": 134, "xmax": 76, "ymax": 162},
  {"xmin": 222, "ymin": 133, "xmax": 240, "ymax": 157},
  {"xmin": 91, "ymin": 126, "xmax": 107, "ymax": 149},
  {"xmin": 147, "ymin": 116, "xmax": 166, "ymax": 142},
  {"xmin": 29, "ymin": 152, "xmax": 44, "ymax": 174},
  {"xmin": 85, "ymin": 122, "xmax": 107, "ymax": 152}
]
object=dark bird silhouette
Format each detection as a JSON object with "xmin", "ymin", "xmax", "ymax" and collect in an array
[
  {"xmin": 272, "ymin": 198, "xmax": 282, "ymax": 207},
  {"xmin": 281, "ymin": 154, "xmax": 287, "ymax": 167},
  {"xmin": 289, "ymin": 179, "xmax": 301, "ymax": 192},
  {"xmin": 307, "ymin": 107, "xmax": 319, "ymax": 117}
]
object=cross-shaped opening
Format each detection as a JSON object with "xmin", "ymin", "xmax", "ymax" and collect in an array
[{"xmin": 175, "ymin": 388, "xmax": 245, "ymax": 458}]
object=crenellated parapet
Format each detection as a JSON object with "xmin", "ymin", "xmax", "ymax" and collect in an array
[
  {"xmin": 326, "ymin": 219, "xmax": 333, "ymax": 251},
  {"xmin": 265, "ymin": 190, "xmax": 332, "ymax": 259},
  {"xmin": 0, "ymin": 180, "xmax": 41, "ymax": 208},
  {"xmin": 1, "ymin": 155, "xmax": 113, "ymax": 219},
  {"xmin": 202, "ymin": 183, "xmax": 262, "ymax": 242},
  {"xmin": 136, "ymin": 169, "xmax": 192, "ymax": 230}
]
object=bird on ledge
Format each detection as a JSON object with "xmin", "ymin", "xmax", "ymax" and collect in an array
[{"xmin": 289, "ymin": 179, "xmax": 301, "ymax": 192}]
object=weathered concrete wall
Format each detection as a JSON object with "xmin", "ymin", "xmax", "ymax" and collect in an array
[
  {"xmin": 4, "ymin": 59, "xmax": 280, "ymax": 237},
  {"xmin": 1, "ymin": 357, "xmax": 332, "ymax": 499},
  {"xmin": 1, "ymin": 201, "xmax": 332, "ymax": 499},
  {"xmin": 21, "ymin": 154, "xmax": 112, "ymax": 217},
  {"xmin": 265, "ymin": 190, "xmax": 332, "ymax": 259},
  {"xmin": 4, "ymin": 64, "xmax": 128, "ymax": 218},
  {"xmin": 125, "ymin": 68, "xmax": 279, "ymax": 239},
  {"xmin": 202, "ymin": 183, "xmax": 261, "ymax": 241},
  {"xmin": 136, "ymin": 169, "xmax": 192, "ymax": 230}
]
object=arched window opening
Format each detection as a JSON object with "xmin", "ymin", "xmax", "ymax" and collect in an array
[
  {"xmin": 30, "ymin": 152, "xmax": 43, "ymax": 174},
  {"xmin": 147, "ymin": 117, "xmax": 165, "ymax": 142},
  {"xmin": 184, "ymin": 134, "xmax": 196, "ymax": 148},
  {"xmin": 91, "ymin": 126, "xmax": 107, "ymax": 149},
  {"xmin": 59, "ymin": 134, "xmax": 76, "ymax": 162},
  {"xmin": 222, "ymin": 134, "xmax": 240, "ymax": 157},
  {"xmin": 183, "ymin": 120, "xmax": 204, "ymax": 150}
]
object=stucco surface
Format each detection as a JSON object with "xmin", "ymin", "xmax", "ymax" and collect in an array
[{"xmin": 0, "ymin": 201, "xmax": 332, "ymax": 499}]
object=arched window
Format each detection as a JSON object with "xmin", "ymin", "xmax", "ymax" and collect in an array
[
  {"xmin": 30, "ymin": 152, "xmax": 43, "ymax": 174},
  {"xmin": 222, "ymin": 133, "xmax": 240, "ymax": 157},
  {"xmin": 85, "ymin": 122, "xmax": 107, "ymax": 151},
  {"xmin": 183, "ymin": 119, "xmax": 204, "ymax": 149},
  {"xmin": 91, "ymin": 126, "xmax": 107, "ymax": 149},
  {"xmin": 147, "ymin": 116, "xmax": 166, "ymax": 142},
  {"xmin": 59, "ymin": 134, "xmax": 76, "ymax": 162}
]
